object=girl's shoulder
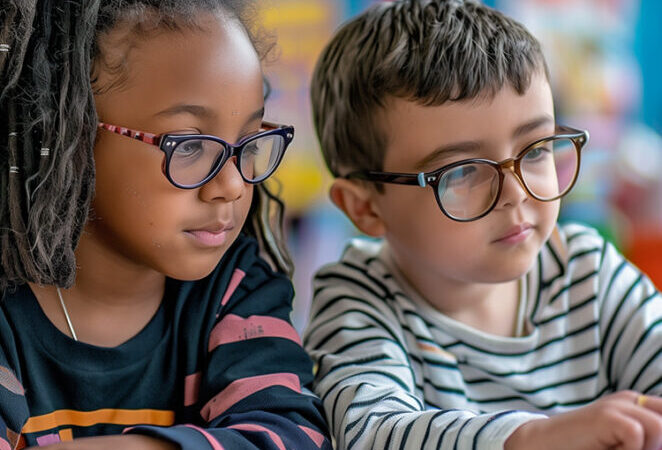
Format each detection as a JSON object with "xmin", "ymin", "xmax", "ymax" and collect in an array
[
  {"xmin": 174, "ymin": 234, "xmax": 292, "ymax": 315},
  {"xmin": 194, "ymin": 233, "xmax": 289, "ymax": 291}
]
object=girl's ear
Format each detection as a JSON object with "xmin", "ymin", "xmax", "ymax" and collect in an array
[{"xmin": 329, "ymin": 179, "xmax": 386, "ymax": 237}]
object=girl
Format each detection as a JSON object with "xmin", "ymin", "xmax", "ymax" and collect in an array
[{"xmin": 0, "ymin": 1, "xmax": 331, "ymax": 449}]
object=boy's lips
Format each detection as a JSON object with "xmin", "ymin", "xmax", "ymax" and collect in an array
[{"xmin": 494, "ymin": 223, "xmax": 533, "ymax": 244}]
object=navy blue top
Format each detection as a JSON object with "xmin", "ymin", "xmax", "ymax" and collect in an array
[{"xmin": 0, "ymin": 234, "xmax": 330, "ymax": 449}]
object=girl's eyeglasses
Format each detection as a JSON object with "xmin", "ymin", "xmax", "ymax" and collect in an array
[
  {"xmin": 97, "ymin": 121, "xmax": 294, "ymax": 189},
  {"xmin": 344, "ymin": 125, "xmax": 589, "ymax": 222}
]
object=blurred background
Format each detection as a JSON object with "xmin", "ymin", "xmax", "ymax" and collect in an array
[{"xmin": 258, "ymin": 0, "xmax": 662, "ymax": 332}]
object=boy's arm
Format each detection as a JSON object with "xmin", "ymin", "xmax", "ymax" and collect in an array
[
  {"xmin": 596, "ymin": 239, "xmax": 662, "ymax": 394},
  {"xmin": 125, "ymin": 261, "xmax": 331, "ymax": 450},
  {"xmin": 304, "ymin": 265, "xmax": 545, "ymax": 450},
  {"xmin": 505, "ymin": 390, "xmax": 662, "ymax": 450}
]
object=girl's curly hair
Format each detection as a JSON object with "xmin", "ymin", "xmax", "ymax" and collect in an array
[{"xmin": 0, "ymin": 0, "xmax": 291, "ymax": 292}]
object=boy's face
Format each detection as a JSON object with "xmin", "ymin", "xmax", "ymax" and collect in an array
[{"xmin": 372, "ymin": 72, "xmax": 559, "ymax": 287}]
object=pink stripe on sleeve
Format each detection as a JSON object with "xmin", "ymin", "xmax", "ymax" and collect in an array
[
  {"xmin": 228, "ymin": 424, "xmax": 285, "ymax": 450},
  {"xmin": 208, "ymin": 314, "xmax": 301, "ymax": 352},
  {"xmin": 298, "ymin": 425, "xmax": 326, "ymax": 448},
  {"xmin": 0, "ymin": 438, "xmax": 11, "ymax": 450},
  {"xmin": 184, "ymin": 372, "xmax": 202, "ymax": 406},
  {"xmin": 200, "ymin": 372, "xmax": 301, "ymax": 422},
  {"xmin": 220, "ymin": 269, "xmax": 246, "ymax": 306},
  {"xmin": 181, "ymin": 424, "xmax": 225, "ymax": 450}
]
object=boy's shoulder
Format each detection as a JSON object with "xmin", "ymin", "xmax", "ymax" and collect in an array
[
  {"xmin": 538, "ymin": 222, "xmax": 617, "ymax": 286},
  {"xmin": 548, "ymin": 222, "xmax": 608, "ymax": 261},
  {"xmin": 315, "ymin": 236, "xmax": 385, "ymax": 276},
  {"xmin": 312, "ymin": 236, "xmax": 395, "ymax": 296}
]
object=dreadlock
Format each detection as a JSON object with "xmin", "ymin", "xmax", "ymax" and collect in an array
[{"xmin": 0, "ymin": 0, "xmax": 292, "ymax": 293}]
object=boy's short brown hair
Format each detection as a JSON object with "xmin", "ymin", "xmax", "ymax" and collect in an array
[{"xmin": 311, "ymin": 0, "xmax": 549, "ymax": 178}]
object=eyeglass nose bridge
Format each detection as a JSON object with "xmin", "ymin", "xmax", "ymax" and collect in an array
[{"xmin": 495, "ymin": 157, "xmax": 529, "ymax": 193}]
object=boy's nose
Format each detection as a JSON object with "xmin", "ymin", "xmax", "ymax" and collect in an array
[
  {"xmin": 497, "ymin": 167, "xmax": 528, "ymax": 209},
  {"xmin": 198, "ymin": 158, "xmax": 245, "ymax": 203}
]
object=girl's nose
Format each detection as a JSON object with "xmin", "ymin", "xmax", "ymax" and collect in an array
[{"xmin": 198, "ymin": 158, "xmax": 245, "ymax": 203}]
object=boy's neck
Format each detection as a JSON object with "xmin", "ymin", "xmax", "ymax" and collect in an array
[{"xmin": 382, "ymin": 243, "xmax": 524, "ymax": 337}]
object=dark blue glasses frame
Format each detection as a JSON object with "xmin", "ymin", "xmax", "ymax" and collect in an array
[{"xmin": 98, "ymin": 121, "xmax": 294, "ymax": 189}]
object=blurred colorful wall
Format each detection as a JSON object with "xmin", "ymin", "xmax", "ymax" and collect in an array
[{"xmin": 260, "ymin": 0, "xmax": 662, "ymax": 332}]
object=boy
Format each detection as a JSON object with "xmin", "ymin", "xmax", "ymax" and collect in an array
[{"xmin": 303, "ymin": 0, "xmax": 662, "ymax": 449}]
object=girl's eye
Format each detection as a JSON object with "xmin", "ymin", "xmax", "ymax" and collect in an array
[
  {"xmin": 174, "ymin": 140, "xmax": 205, "ymax": 159},
  {"xmin": 244, "ymin": 141, "xmax": 260, "ymax": 155}
]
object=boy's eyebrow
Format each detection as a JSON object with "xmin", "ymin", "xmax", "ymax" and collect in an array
[
  {"xmin": 511, "ymin": 115, "xmax": 555, "ymax": 139},
  {"xmin": 414, "ymin": 141, "xmax": 482, "ymax": 171},
  {"xmin": 413, "ymin": 115, "xmax": 555, "ymax": 171}
]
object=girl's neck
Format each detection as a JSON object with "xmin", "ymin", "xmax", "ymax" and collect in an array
[
  {"xmin": 71, "ymin": 228, "xmax": 166, "ymax": 305},
  {"xmin": 31, "ymin": 228, "xmax": 167, "ymax": 347}
]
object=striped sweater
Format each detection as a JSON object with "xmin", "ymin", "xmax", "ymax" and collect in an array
[
  {"xmin": 303, "ymin": 223, "xmax": 662, "ymax": 449},
  {"xmin": 0, "ymin": 235, "xmax": 331, "ymax": 450}
]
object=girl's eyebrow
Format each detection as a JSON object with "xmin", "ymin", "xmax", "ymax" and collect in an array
[
  {"xmin": 153, "ymin": 104, "xmax": 214, "ymax": 119},
  {"xmin": 153, "ymin": 104, "xmax": 265, "ymax": 127},
  {"xmin": 244, "ymin": 107, "xmax": 265, "ymax": 125}
]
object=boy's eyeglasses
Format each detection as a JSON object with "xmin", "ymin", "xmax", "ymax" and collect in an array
[
  {"xmin": 97, "ymin": 121, "xmax": 294, "ymax": 189},
  {"xmin": 345, "ymin": 125, "xmax": 589, "ymax": 222}
]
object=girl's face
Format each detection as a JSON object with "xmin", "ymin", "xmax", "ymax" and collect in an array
[{"xmin": 90, "ymin": 14, "xmax": 263, "ymax": 280}]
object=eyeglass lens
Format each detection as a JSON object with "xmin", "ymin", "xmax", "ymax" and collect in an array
[
  {"xmin": 438, "ymin": 137, "xmax": 578, "ymax": 220},
  {"xmin": 168, "ymin": 134, "xmax": 285, "ymax": 187}
]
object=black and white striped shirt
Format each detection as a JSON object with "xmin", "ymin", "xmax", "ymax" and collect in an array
[{"xmin": 304, "ymin": 223, "xmax": 662, "ymax": 449}]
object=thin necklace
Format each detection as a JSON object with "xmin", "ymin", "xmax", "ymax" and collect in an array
[{"xmin": 55, "ymin": 287, "xmax": 78, "ymax": 341}]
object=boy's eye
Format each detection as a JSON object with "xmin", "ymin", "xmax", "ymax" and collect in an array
[
  {"xmin": 523, "ymin": 146, "xmax": 551, "ymax": 161},
  {"xmin": 444, "ymin": 164, "xmax": 477, "ymax": 185}
]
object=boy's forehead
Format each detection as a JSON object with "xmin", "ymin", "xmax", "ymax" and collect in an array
[{"xmin": 379, "ymin": 75, "xmax": 555, "ymax": 168}]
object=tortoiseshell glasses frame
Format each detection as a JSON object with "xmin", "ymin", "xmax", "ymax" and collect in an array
[{"xmin": 345, "ymin": 125, "xmax": 589, "ymax": 222}]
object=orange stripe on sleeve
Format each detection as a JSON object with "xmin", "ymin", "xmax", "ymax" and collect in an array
[
  {"xmin": 21, "ymin": 408, "xmax": 174, "ymax": 433},
  {"xmin": 58, "ymin": 428, "xmax": 73, "ymax": 441}
]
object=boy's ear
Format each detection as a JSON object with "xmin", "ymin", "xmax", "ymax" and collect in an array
[{"xmin": 329, "ymin": 178, "xmax": 386, "ymax": 237}]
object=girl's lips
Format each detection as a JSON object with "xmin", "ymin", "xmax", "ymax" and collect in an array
[
  {"xmin": 185, "ymin": 227, "xmax": 233, "ymax": 247},
  {"xmin": 494, "ymin": 224, "xmax": 533, "ymax": 244}
]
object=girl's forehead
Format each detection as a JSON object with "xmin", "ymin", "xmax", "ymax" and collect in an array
[
  {"xmin": 93, "ymin": 11, "xmax": 241, "ymax": 91},
  {"xmin": 93, "ymin": 14, "xmax": 263, "ymax": 135}
]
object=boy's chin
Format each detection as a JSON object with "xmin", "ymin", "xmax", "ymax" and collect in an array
[{"xmin": 478, "ymin": 258, "xmax": 538, "ymax": 284}]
